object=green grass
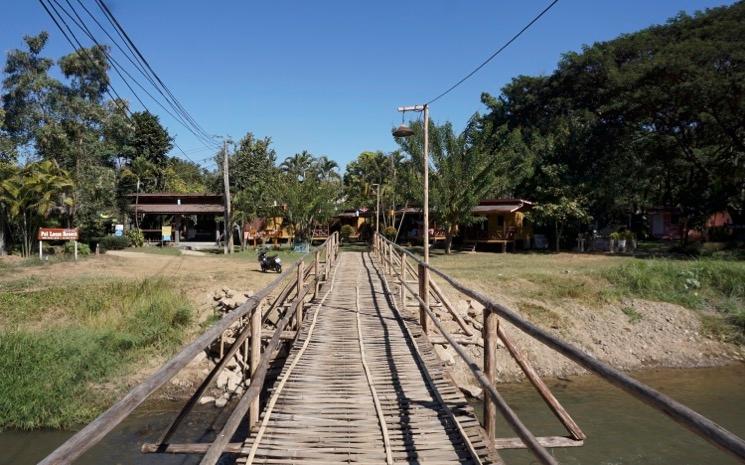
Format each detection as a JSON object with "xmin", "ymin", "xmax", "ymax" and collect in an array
[
  {"xmin": 429, "ymin": 251, "xmax": 744, "ymax": 343},
  {"xmin": 602, "ymin": 259, "xmax": 745, "ymax": 341},
  {"xmin": 0, "ymin": 278, "xmax": 193, "ymax": 430}
]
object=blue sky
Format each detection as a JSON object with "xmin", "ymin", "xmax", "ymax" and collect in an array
[{"xmin": 1, "ymin": 0, "xmax": 737, "ymax": 170}]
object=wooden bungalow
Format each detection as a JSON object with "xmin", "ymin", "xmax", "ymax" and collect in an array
[
  {"xmin": 332, "ymin": 209, "xmax": 371, "ymax": 240},
  {"xmin": 462, "ymin": 199, "xmax": 534, "ymax": 252},
  {"xmin": 127, "ymin": 192, "xmax": 224, "ymax": 244}
]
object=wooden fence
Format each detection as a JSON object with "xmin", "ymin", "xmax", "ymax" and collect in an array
[
  {"xmin": 373, "ymin": 232, "xmax": 745, "ymax": 464},
  {"xmin": 39, "ymin": 232, "xmax": 340, "ymax": 465}
]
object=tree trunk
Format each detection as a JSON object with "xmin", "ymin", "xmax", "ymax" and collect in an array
[
  {"xmin": 445, "ymin": 230, "xmax": 453, "ymax": 255},
  {"xmin": 554, "ymin": 222, "xmax": 561, "ymax": 252},
  {"xmin": 240, "ymin": 220, "xmax": 246, "ymax": 251},
  {"xmin": 0, "ymin": 214, "xmax": 5, "ymax": 256}
]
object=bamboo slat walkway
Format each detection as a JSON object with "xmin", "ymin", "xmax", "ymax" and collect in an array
[{"xmin": 237, "ymin": 251, "xmax": 496, "ymax": 465}]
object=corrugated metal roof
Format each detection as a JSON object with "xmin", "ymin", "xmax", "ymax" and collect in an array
[{"xmin": 130, "ymin": 204, "xmax": 224, "ymax": 214}]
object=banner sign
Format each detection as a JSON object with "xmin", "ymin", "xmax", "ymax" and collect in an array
[
  {"xmin": 37, "ymin": 228, "xmax": 79, "ymax": 241},
  {"xmin": 161, "ymin": 226, "xmax": 172, "ymax": 241},
  {"xmin": 114, "ymin": 224, "xmax": 124, "ymax": 237}
]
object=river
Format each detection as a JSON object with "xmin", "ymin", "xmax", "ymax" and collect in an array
[{"xmin": 2, "ymin": 365, "xmax": 743, "ymax": 465}]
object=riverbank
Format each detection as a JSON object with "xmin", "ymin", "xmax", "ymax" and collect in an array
[
  {"xmin": 0, "ymin": 249, "xmax": 301, "ymax": 430},
  {"xmin": 427, "ymin": 251, "xmax": 745, "ymax": 388},
  {"xmin": 1, "ymin": 248, "xmax": 743, "ymax": 431}
]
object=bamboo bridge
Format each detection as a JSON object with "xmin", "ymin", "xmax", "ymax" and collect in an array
[{"xmin": 39, "ymin": 233, "xmax": 745, "ymax": 465}]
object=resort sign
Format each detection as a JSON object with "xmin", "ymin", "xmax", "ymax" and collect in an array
[
  {"xmin": 37, "ymin": 228, "xmax": 79, "ymax": 241},
  {"xmin": 37, "ymin": 228, "xmax": 80, "ymax": 261}
]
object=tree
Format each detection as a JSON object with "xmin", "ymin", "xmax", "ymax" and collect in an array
[
  {"xmin": 273, "ymin": 153, "xmax": 340, "ymax": 242},
  {"xmin": 396, "ymin": 118, "xmax": 507, "ymax": 253},
  {"xmin": 280, "ymin": 150, "xmax": 314, "ymax": 178},
  {"xmin": 128, "ymin": 111, "xmax": 173, "ymax": 189},
  {"xmin": 230, "ymin": 132, "xmax": 279, "ymax": 249},
  {"xmin": 0, "ymin": 160, "xmax": 73, "ymax": 257},
  {"xmin": 1, "ymin": 32, "xmax": 57, "ymax": 153}
]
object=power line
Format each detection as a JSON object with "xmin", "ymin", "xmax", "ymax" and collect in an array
[
  {"xmin": 38, "ymin": 0, "xmax": 198, "ymax": 163},
  {"xmin": 426, "ymin": 0, "xmax": 559, "ymax": 105},
  {"xmin": 52, "ymin": 0, "xmax": 205, "ymax": 161},
  {"xmin": 94, "ymin": 0, "xmax": 220, "ymax": 148},
  {"xmin": 74, "ymin": 0, "xmax": 217, "ymax": 151}
]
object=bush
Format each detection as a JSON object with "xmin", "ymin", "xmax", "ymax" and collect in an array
[
  {"xmin": 64, "ymin": 241, "xmax": 90, "ymax": 256},
  {"xmin": 125, "ymin": 228, "xmax": 144, "ymax": 247},
  {"xmin": 340, "ymin": 224, "xmax": 355, "ymax": 242},
  {"xmin": 97, "ymin": 235, "xmax": 130, "ymax": 251},
  {"xmin": 383, "ymin": 226, "xmax": 397, "ymax": 241}
]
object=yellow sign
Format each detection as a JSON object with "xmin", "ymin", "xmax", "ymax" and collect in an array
[{"xmin": 161, "ymin": 226, "xmax": 172, "ymax": 241}]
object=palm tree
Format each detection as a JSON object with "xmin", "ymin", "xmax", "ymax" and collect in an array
[
  {"xmin": 280, "ymin": 151, "xmax": 315, "ymax": 178},
  {"xmin": 0, "ymin": 160, "xmax": 74, "ymax": 256},
  {"xmin": 314, "ymin": 156, "xmax": 340, "ymax": 182}
]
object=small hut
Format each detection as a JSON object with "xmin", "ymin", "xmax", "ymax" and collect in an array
[{"xmin": 462, "ymin": 199, "xmax": 534, "ymax": 252}]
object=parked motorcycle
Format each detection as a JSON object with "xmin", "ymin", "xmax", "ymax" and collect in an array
[{"xmin": 258, "ymin": 248, "xmax": 282, "ymax": 273}]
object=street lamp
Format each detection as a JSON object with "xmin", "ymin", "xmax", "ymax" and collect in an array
[
  {"xmin": 371, "ymin": 183, "xmax": 381, "ymax": 235},
  {"xmin": 392, "ymin": 104, "xmax": 429, "ymax": 265}
]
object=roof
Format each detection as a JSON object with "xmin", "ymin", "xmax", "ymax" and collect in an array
[
  {"xmin": 472, "ymin": 199, "xmax": 533, "ymax": 214},
  {"xmin": 125, "ymin": 192, "xmax": 221, "ymax": 198},
  {"xmin": 130, "ymin": 204, "xmax": 224, "ymax": 214}
]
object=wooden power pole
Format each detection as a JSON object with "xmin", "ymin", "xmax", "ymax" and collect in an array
[{"xmin": 222, "ymin": 140, "xmax": 233, "ymax": 254}]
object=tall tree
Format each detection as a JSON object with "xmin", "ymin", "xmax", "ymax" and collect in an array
[
  {"xmin": 396, "ymin": 118, "xmax": 507, "ymax": 253},
  {"xmin": 2, "ymin": 32, "xmax": 57, "ymax": 154},
  {"xmin": 128, "ymin": 111, "xmax": 173, "ymax": 189}
]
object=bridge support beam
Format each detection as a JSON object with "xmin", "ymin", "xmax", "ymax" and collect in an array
[
  {"xmin": 296, "ymin": 261, "xmax": 305, "ymax": 328},
  {"xmin": 483, "ymin": 308, "xmax": 498, "ymax": 442},
  {"xmin": 418, "ymin": 263, "xmax": 429, "ymax": 334},
  {"xmin": 399, "ymin": 253, "xmax": 406, "ymax": 309},
  {"xmin": 249, "ymin": 302, "xmax": 261, "ymax": 427}
]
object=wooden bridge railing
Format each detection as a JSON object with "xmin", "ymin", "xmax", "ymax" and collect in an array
[
  {"xmin": 39, "ymin": 232, "xmax": 340, "ymax": 465},
  {"xmin": 374, "ymin": 232, "xmax": 745, "ymax": 464}
]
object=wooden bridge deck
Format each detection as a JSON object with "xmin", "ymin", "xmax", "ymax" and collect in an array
[{"xmin": 237, "ymin": 251, "xmax": 496, "ymax": 465}]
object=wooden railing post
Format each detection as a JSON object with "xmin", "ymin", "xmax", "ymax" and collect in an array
[
  {"xmin": 296, "ymin": 261, "xmax": 304, "ymax": 328},
  {"xmin": 249, "ymin": 303, "xmax": 261, "ymax": 427},
  {"xmin": 313, "ymin": 250, "xmax": 320, "ymax": 298},
  {"xmin": 399, "ymin": 252, "xmax": 406, "ymax": 309},
  {"xmin": 483, "ymin": 307, "xmax": 498, "ymax": 443},
  {"xmin": 387, "ymin": 240, "xmax": 393, "ymax": 276},
  {"xmin": 417, "ymin": 263, "xmax": 429, "ymax": 334}
]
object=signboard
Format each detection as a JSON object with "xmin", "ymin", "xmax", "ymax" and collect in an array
[
  {"xmin": 114, "ymin": 224, "xmax": 124, "ymax": 237},
  {"xmin": 38, "ymin": 228, "xmax": 79, "ymax": 241},
  {"xmin": 161, "ymin": 226, "xmax": 172, "ymax": 241}
]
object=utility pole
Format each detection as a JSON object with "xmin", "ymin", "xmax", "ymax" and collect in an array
[
  {"xmin": 222, "ymin": 140, "xmax": 233, "ymax": 254},
  {"xmin": 374, "ymin": 183, "xmax": 381, "ymax": 235}
]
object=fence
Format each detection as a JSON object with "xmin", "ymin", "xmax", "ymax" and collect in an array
[{"xmin": 373, "ymin": 232, "xmax": 745, "ymax": 465}]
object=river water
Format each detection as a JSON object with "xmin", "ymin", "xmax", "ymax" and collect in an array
[{"xmin": 2, "ymin": 365, "xmax": 744, "ymax": 465}]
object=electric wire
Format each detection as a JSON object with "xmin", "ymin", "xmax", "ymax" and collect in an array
[
  {"xmin": 51, "ymin": 0, "xmax": 200, "ymax": 161},
  {"xmin": 38, "ymin": 0, "xmax": 212, "ymax": 164},
  {"xmin": 426, "ymin": 0, "xmax": 559, "ymax": 105},
  {"xmin": 94, "ymin": 0, "xmax": 219, "ymax": 148},
  {"xmin": 74, "ymin": 0, "xmax": 218, "ymax": 150}
]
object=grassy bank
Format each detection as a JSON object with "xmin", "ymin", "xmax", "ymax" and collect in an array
[
  {"xmin": 0, "ymin": 278, "xmax": 193, "ymax": 430},
  {"xmin": 602, "ymin": 259, "xmax": 745, "ymax": 342},
  {"xmin": 429, "ymin": 251, "xmax": 745, "ymax": 343}
]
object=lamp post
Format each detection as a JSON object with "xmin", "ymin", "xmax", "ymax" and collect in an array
[
  {"xmin": 371, "ymin": 183, "xmax": 381, "ymax": 235},
  {"xmin": 393, "ymin": 104, "xmax": 429, "ymax": 265}
]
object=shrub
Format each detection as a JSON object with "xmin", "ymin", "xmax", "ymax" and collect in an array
[
  {"xmin": 97, "ymin": 235, "xmax": 130, "ymax": 251},
  {"xmin": 340, "ymin": 224, "xmax": 355, "ymax": 242},
  {"xmin": 383, "ymin": 226, "xmax": 397, "ymax": 241},
  {"xmin": 125, "ymin": 228, "xmax": 145, "ymax": 247},
  {"xmin": 64, "ymin": 241, "xmax": 90, "ymax": 256}
]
